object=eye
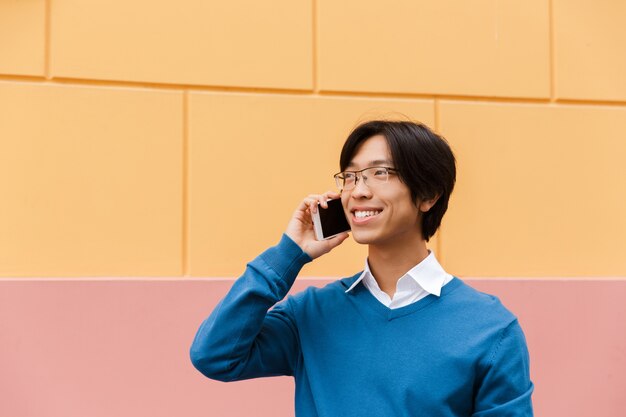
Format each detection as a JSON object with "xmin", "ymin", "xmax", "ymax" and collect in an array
[
  {"xmin": 343, "ymin": 172, "xmax": 356, "ymax": 181},
  {"xmin": 373, "ymin": 169, "xmax": 387, "ymax": 176}
]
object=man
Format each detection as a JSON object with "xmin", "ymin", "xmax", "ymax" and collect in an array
[{"xmin": 190, "ymin": 120, "xmax": 534, "ymax": 416}]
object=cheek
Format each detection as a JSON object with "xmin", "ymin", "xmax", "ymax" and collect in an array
[
  {"xmin": 341, "ymin": 195, "xmax": 350, "ymax": 212},
  {"xmin": 390, "ymin": 198, "xmax": 420, "ymax": 222}
]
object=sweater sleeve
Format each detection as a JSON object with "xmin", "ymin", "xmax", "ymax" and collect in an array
[
  {"xmin": 472, "ymin": 319, "xmax": 534, "ymax": 417},
  {"xmin": 189, "ymin": 234, "xmax": 312, "ymax": 382}
]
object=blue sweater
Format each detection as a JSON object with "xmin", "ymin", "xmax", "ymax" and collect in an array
[{"xmin": 190, "ymin": 235, "xmax": 534, "ymax": 417}]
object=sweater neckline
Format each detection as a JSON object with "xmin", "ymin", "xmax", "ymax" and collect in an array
[{"xmin": 343, "ymin": 275, "xmax": 464, "ymax": 320}]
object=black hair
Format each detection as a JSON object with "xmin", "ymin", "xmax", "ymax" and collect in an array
[{"xmin": 339, "ymin": 120, "xmax": 456, "ymax": 242}]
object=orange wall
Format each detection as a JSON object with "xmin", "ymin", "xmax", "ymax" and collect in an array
[{"xmin": 1, "ymin": 0, "xmax": 625, "ymax": 277}]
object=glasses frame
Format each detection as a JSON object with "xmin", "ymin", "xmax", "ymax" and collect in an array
[{"xmin": 333, "ymin": 166, "xmax": 397, "ymax": 191}]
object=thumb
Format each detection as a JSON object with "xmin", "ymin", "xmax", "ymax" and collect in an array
[
  {"xmin": 305, "ymin": 232, "xmax": 350, "ymax": 259},
  {"xmin": 327, "ymin": 232, "xmax": 350, "ymax": 248}
]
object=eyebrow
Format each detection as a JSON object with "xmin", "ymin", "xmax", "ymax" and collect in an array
[{"xmin": 346, "ymin": 159, "xmax": 393, "ymax": 168}]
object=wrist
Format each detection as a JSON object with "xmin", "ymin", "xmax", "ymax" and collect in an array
[{"xmin": 274, "ymin": 234, "xmax": 314, "ymax": 265}]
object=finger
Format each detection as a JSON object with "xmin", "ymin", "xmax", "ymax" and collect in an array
[
  {"xmin": 296, "ymin": 197, "xmax": 312, "ymax": 213},
  {"xmin": 324, "ymin": 190, "xmax": 341, "ymax": 200},
  {"xmin": 295, "ymin": 199, "xmax": 316, "ymax": 226},
  {"xmin": 332, "ymin": 232, "xmax": 349, "ymax": 239},
  {"xmin": 302, "ymin": 193, "xmax": 332, "ymax": 215},
  {"xmin": 311, "ymin": 193, "xmax": 328, "ymax": 209},
  {"xmin": 307, "ymin": 194, "xmax": 325, "ymax": 213},
  {"xmin": 299, "ymin": 196, "xmax": 316, "ymax": 215},
  {"xmin": 327, "ymin": 232, "xmax": 350, "ymax": 248}
]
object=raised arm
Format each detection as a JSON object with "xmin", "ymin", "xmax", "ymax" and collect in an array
[{"xmin": 189, "ymin": 192, "xmax": 349, "ymax": 381}]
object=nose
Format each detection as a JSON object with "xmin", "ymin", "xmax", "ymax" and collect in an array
[{"xmin": 350, "ymin": 173, "xmax": 372, "ymax": 199}]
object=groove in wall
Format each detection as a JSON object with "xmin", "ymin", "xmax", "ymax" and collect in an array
[
  {"xmin": 0, "ymin": 74, "xmax": 48, "ymax": 83},
  {"xmin": 433, "ymin": 98, "xmax": 444, "ymax": 264},
  {"xmin": 11, "ymin": 76, "xmax": 316, "ymax": 94},
  {"xmin": 555, "ymin": 98, "xmax": 626, "ymax": 107},
  {"xmin": 2, "ymin": 276, "xmax": 621, "ymax": 282},
  {"xmin": 312, "ymin": 0, "xmax": 319, "ymax": 93},
  {"xmin": 319, "ymin": 90, "xmax": 554, "ymax": 104},
  {"xmin": 44, "ymin": 0, "xmax": 51, "ymax": 79},
  {"xmin": 182, "ymin": 91, "xmax": 189, "ymax": 276},
  {"xmin": 548, "ymin": 0, "xmax": 556, "ymax": 102},
  {"xmin": 3, "ymin": 75, "xmax": 626, "ymax": 108}
]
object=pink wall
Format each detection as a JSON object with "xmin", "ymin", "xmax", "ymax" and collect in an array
[{"xmin": 1, "ymin": 278, "xmax": 624, "ymax": 417}]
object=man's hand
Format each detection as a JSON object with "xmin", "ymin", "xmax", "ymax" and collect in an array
[{"xmin": 285, "ymin": 191, "xmax": 349, "ymax": 260}]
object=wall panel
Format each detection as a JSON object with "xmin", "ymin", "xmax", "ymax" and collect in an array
[
  {"xmin": 50, "ymin": 0, "xmax": 313, "ymax": 89},
  {"xmin": 0, "ymin": 0, "xmax": 45, "ymax": 76},
  {"xmin": 188, "ymin": 93, "xmax": 435, "ymax": 277},
  {"xmin": 554, "ymin": 0, "xmax": 626, "ymax": 101},
  {"xmin": 319, "ymin": 0, "xmax": 550, "ymax": 98},
  {"xmin": 0, "ymin": 82, "xmax": 183, "ymax": 276},
  {"xmin": 439, "ymin": 101, "xmax": 626, "ymax": 276}
]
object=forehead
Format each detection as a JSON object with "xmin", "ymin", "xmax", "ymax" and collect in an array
[{"xmin": 346, "ymin": 135, "xmax": 393, "ymax": 169}]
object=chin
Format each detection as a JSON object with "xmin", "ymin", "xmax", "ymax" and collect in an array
[{"xmin": 350, "ymin": 230, "xmax": 380, "ymax": 245}]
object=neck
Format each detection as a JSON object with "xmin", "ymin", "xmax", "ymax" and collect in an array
[{"xmin": 367, "ymin": 232, "xmax": 430, "ymax": 298}]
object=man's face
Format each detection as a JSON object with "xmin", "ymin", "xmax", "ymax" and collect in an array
[{"xmin": 340, "ymin": 135, "xmax": 424, "ymax": 247}]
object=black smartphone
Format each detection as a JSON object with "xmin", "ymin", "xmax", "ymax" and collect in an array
[{"xmin": 312, "ymin": 198, "xmax": 351, "ymax": 240}]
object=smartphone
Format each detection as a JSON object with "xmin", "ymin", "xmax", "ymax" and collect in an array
[{"xmin": 312, "ymin": 198, "xmax": 351, "ymax": 240}]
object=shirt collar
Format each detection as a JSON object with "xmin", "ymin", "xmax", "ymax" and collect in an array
[{"xmin": 344, "ymin": 250, "xmax": 450, "ymax": 296}]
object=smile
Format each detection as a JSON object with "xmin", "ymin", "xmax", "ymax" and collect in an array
[
  {"xmin": 354, "ymin": 210, "xmax": 381, "ymax": 219},
  {"xmin": 352, "ymin": 210, "xmax": 382, "ymax": 224}
]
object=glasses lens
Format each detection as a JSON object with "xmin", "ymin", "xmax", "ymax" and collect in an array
[
  {"xmin": 343, "ymin": 172, "xmax": 357, "ymax": 189},
  {"xmin": 335, "ymin": 168, "xmax": 391, "ymax": 190},
  {"xmin": 334, "ymin": 174, "xmax": 344, "ymax": 190},
  {"xmin": 335, "ymin": 172, "xmax": 355, "ymax": 190},
  {"xmin": 363, "ymin": 167, "xmax": 389, "ymax": 185}
]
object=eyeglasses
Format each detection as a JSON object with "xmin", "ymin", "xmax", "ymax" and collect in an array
[{"xmin": 333, "ymin": 166, "xmax": 397, "ymax": 191}]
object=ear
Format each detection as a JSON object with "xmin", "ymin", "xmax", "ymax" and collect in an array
[{"xmin": 418, "ymin": 194, "xmax": 440, "ymax": 213}]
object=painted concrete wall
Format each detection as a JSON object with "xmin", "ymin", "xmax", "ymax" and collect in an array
[
  {"xmin": 1, "ymin": 1, "xmax": 625, "ymax": 415},
  {"xmin": 1, "ymin": 278, "xmax": 625, "ymax": 417},
  {"xmin": 1, "ymin": 0, "xmax": 625, "ymax": 277}
]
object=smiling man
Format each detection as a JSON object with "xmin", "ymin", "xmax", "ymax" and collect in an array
[{"xmin": 190, "ymin": 120, "xmax": 534, "ymax": 417}]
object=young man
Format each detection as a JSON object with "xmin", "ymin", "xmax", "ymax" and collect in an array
[{"xmin": 190, "ymin": 120, "xmax": 534, "ymax": 417}]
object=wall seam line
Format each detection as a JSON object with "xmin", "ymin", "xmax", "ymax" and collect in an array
[
  {"xmin": 433, "ymin": 98, "xmax": 443, "ymax": 264},
  {"xmin": 44, "ymin": 0, "xmax": 51, "ymax": 79},
  {"xmin": 0, "ymin": 76, "xmax": 565, "ymax": 104},
  {"xmin": 312, "ymin": 0, "xmax": 319, "ymax": 93},
  {"xmin": 2, "ymin": 77, "xmax": 626, "ymax": 108},
  {"xmin": 548, "ymin": 0, "xmax": 556, "ymax": 102},
  {"xmin": 1, "ymin": 277, "xmax": 624, "ymax": 282},
  {"xmin": 182, "ymin": 91, "xmax": 189, "ymax": 277}
]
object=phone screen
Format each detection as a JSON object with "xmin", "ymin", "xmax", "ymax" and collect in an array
[{"xmin": 318, "ymin": 198, "xmax": 350, "ymax": 238}]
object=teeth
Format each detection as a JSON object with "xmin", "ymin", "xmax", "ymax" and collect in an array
[{"xmin": 354, "ymin": 210, "xmax": 380, "ymax": 218}]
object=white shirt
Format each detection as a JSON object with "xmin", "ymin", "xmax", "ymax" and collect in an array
[{"xmin": 344, "ymin": 250, "xmax": 454, "ymax": 309}]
